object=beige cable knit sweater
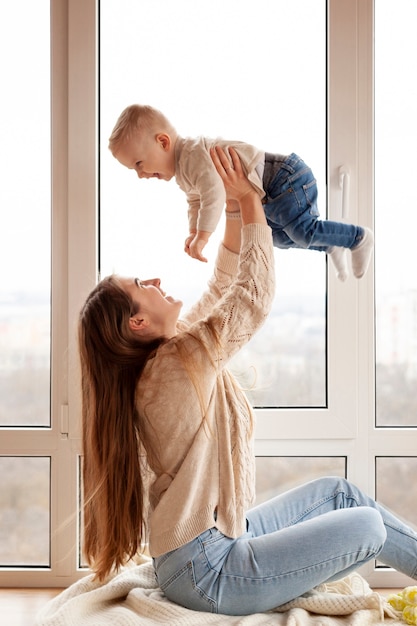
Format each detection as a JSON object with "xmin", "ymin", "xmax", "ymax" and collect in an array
[{"xmin": 136, "ymin": 223, "xmax": 275, "ymax": 557}]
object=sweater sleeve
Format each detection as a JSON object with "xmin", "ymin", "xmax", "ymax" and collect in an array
[
  {"xmin": 175, "ymin": 137, "xmax": 228, "ymax": 234},
  {"xmin": 180, "ymin": 223, "xmax": 275, "ymax": 367},
  {"xmin": 179, "ymin": 241, "xmax": 240, "ymax": 327},
  {"xmin": 192, "ymin": 167, "xmax": 226, "ymax": 233}
]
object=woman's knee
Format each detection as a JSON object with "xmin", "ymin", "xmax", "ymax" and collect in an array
[
  {"xmin": 308, "ymin": 475, "xmax": 351, "ymax": 493},
  {"xmin": 310, "ymin": 476, "xmax": 365, "ymax": 501},
  {"xmin": 347, "ymin": 506, "xmax": 387, "ymax": 555}
]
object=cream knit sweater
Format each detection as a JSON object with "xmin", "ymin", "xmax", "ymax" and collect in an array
[
  {"xmin": 174, "ymin": 136, "xmax": 266, "ymax": 234},
  {"xmin": 136, "ymin": 223, "xmax": 275, "ymax": 557}
]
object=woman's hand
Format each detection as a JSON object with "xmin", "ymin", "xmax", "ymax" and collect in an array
[
  {"xmin": 211, "ymin": 146, "xmax": 267, "ymax": 227},
  {"xmin": 210, "ymin": 146, "xmax": 257, "ymax": 203}
]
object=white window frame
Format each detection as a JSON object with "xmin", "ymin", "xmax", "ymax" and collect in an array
[
  {"xmin": 0, "ymin": 0, "xmax": 96, "ymax": 587},
  {"xmin": 258, "ymin": 0, "xmax": 417, "ymax": 589},
  {"xmin": 256, "ymin": 0, "xmax": 363, "ymax": 442},
  {"xmin": 1, "ymin": 0, "xmax": 416, "ymax": 589}
]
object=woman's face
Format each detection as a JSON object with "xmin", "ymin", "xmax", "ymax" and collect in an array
[{"xmin": 121, "ymin": 277, "xmax": 182, "ymax": 338}]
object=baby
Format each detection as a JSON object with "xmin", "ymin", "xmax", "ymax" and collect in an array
[{"xmin": 109, "ymin": 104, "xmax": 373, "ymax": 281}]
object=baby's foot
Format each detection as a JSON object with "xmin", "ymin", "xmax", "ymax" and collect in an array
[
  {"xmin": 328, "ymin": 246, "xmax": 349, "ymax": 281},
  {"xmin": 351, "ymin": 227, "xmax": 374, "ymax": 278}
]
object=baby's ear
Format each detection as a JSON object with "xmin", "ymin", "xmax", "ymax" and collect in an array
[{"xmin": 156, "ymin": 133, "xmax": 171, "ymax": 151}]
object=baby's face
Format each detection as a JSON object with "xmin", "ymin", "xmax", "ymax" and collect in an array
[{"xmin": 114, "ymin": 132, "xmax": 175, "ymax": 181}]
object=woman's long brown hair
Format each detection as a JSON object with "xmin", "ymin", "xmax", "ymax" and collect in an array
[{"xmin": 78, "ymin": 275, "xmax": 164, "ymax": 581}]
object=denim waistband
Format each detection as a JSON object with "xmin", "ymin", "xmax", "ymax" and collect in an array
[{"xmin": 263, "ymin": 152, "xmax": 299, "ymax": 194}]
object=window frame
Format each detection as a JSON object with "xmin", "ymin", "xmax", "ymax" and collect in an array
[
  {"xmin": 0, "ymin": 0, "xmax": 96, "ymax": 587},
  {"xmin": 1, "ymin": 0, "xmax": 416, "ymax": 589}
]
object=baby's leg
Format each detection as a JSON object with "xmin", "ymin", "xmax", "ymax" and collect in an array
[
  {"xmin": 350, "ymin": 227, "xmax": 374, "ymax": 278},
  {"xmin": 328, "ymin": 246, "xmax": 348, "ymax": 281}
]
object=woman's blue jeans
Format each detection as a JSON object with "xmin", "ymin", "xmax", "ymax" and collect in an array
[
  {"xmin": 263, "ymin": 153, "xmax": 362, "ymax": 251},
  {"xmin": 153, "ymin": 477, "xmax": 417, "ymax": 616}
]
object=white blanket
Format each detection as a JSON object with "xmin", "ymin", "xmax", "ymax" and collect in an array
[{"xmin": 35, "ymin": 559, "xmax": 404, "ymax": 626}]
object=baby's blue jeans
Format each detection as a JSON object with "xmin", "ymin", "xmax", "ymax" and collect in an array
[
  {"xmin": 153, "ymin": 476, "xmax": 417, "ymax": 615},
  {"xmin": 263, "ymin": 153, "xmax": 362, "ymax": 251}
]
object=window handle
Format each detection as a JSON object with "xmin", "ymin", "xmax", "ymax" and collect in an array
[{"xmin": 338, "ymin": 166, "xmax": 350, "ymax": 219}]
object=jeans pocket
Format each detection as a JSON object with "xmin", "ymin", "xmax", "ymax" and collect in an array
[
  {"xmin": 303, "ymin": 178, "xmax": 319, "ymax": 216},
  {"xmin": 160, "ymin": 560, "xmax": 217, "ymax": 613}
]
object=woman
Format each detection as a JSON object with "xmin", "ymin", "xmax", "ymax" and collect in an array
[{"xmin": 79, "ymin": 147, "xmax": 417, "ymax": 616}]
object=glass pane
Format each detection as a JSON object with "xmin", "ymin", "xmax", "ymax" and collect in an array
[
  {"xmin": 99, "ymin": 0, "xmax": 326, "ymax": 408},
  {"xmin": 375, "ymin": 0, "xmax": 417, "ymax": 427},
  {"xmin": 0, "ymin": 2, "xmax": 51, "ymax": 426},
  {"xmin": 0, "ymin": 457, "xmax": 50, "ymax": 566},
  {"xmin": 255, "ymin": 456, "xmax": 346, "ymax": 505},
  {"xmin": 376, "ymin": 458, "xmax": 417, "ymax": 530}
]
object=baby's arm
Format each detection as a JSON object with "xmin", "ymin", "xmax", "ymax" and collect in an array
[
  {"xmin": 184, "ymin": 230, "xmax": 211, "ymax": 263},
  {"xmin": 183, "ymin": 148, "xmax": 227, "ymax": 262}
]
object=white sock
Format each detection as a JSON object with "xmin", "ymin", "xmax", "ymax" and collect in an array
[
  {"xmin": 328, "ymin": 246, "xmax": 349, "ymax": 281},
  {"xmin": 351, "ymin": 227, "xmax": 374, "ymax": 278}
]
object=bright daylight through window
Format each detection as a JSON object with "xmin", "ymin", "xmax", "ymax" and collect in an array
[
  {"xmin": 100, "ymin": 0, "xmax": 327, "ymax": 409},
  {"xmin": 375, "ymin": 0, "xmax": 417, "ymax": 428},
  {"xmin": 0, "ymin": 0, "xmax": 51, "ymax": 568}
]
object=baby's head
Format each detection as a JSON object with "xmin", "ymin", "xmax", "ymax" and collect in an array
[
  {"xmin": 109, "ymin": 105, "xmax": 178, "ymax": 181},
  {"xmin": 108, "ymin": 104, "xmax": 177, "ymax": 156}
]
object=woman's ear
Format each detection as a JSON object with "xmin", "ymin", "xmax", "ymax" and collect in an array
[{"xmin": 129, "ymin": 317, "xmax": 150, "ymax": 333}]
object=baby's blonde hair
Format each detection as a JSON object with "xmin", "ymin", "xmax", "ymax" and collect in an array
[{"xmin": 108, "ymin": 104, "xmax": 177, "ymax": 155}]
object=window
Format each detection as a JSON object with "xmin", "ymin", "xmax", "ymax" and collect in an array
[
  {"xmin": 0, "ymin": 3, "xmax": 50, "ymax": 429},
  {"xmin": 255, "ymin": 457, "xmax": 346, "ymax": 505},
  {"xmin": 99, "ymin": 0, "xmax": 327, "ymax": 411},
  {"xmin": 1, "ymin": 0, "xmax": 416, "ymax": 588},
  {"xmin": 369, "ymin": 0, "xmax": 417, "ymax": 585},
  {"xmin": 0, "ymin": 0, "xmax": 51, "ymax": 569},
  {"xmin": 0, "ymin": 0, "xmax": 95, "ymax": 587},
  {"xmin": 375, "ymin": 0, "xmax": 417, "ymax": 428}
]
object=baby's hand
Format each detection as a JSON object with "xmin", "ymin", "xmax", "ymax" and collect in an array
[{"xmin": 184, "ymin": 231, "xmax": 210, "ymax": 262}]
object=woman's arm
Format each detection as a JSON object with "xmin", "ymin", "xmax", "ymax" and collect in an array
[
  {"xmin": 210, "ymin": 146, "xmax": 268, "ymax": 227},
  {"xmin": 222, "ymin": 199, "xmax": 242, "ymax": 255},
  {"xmin": 179, "ymin": 147, "xmax": 271, "ymax": 329},
  {"xmin": 178, "ymin": 227, "xmax": 240, "ymax": 328},
  {"xmin": 209, "ymin": 144, "xmax": 268, "ymax": 261}
]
